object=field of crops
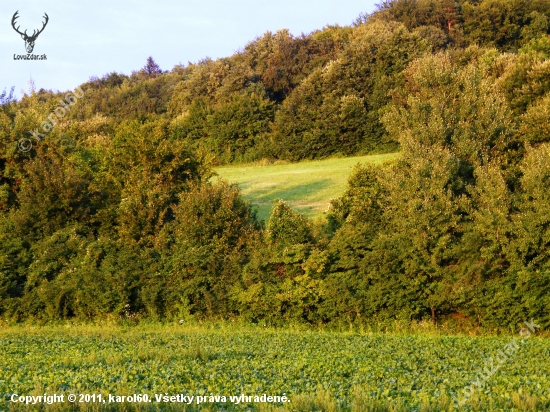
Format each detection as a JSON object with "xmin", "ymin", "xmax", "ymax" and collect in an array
[
  {"xmin": 1, "ymin": 325, "xmax": 549, "ymax": 411},
  {"xmin": 213, "ymin": 154, "xmax": 397, "ymax": 221}
]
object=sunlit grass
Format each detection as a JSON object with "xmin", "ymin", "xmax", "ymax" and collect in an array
[{"xmin": 213, "ymin": 153, "xmax": 398, "ymax": 221}]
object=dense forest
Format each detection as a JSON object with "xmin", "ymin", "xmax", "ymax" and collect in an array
[{"xmin": 1, "ymin": 0, "xmax": 550, "ymax": 328}]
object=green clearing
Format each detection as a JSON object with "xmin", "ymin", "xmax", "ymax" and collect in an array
[
  {"xmin": 1, "ymin": 325, "xmax": 549, "ymax": 411},
  {"xmin": 213, "ymin": 154, "xmax": 398, "ymax": 221}
]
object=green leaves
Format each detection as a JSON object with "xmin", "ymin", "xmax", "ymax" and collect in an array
[
  {"xmin": 272, "ymin": 22, "xmax": 425, "ymax": 161},
  {"xmin": 176, "ymin": 85, "xmax": 275, "ymax": 164},
  {"xmin": 1, "ymin": 328, "xmax": 549, "ymax": 410}
]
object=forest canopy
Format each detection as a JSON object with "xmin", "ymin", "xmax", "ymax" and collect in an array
[{"xmin": 1, "ymin": 0, "xmax": 550, "ymax": 328}]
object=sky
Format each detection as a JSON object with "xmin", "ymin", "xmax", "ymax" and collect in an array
[{"xmin": 1, "ymin": 1, "xmax": 378, "ymax": 98}]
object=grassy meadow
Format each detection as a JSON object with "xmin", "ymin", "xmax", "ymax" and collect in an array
[
  {"xmin": 1, "ymin": 324, "xmax": 549, "ymax": 411},
  {"xmin": 213, "ymin": 154, "xmax": 398, "ymax": 221}
]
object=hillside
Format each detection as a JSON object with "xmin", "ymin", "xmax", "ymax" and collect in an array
[
  {"xmin": 214, "ymin": 154, "xmax": 397, "ymax": 220},
  {"xmin": 1, "ymin": 0, "xmax": 550, "ymax": 328},
  {"xmin": 2, "ymin": 1, "xmax": 550, "ymax": 409}
]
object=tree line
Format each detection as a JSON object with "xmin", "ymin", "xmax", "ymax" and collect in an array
[{"xmin": 0, "ymin": 0, "xmax": 549, "ymax": 328}]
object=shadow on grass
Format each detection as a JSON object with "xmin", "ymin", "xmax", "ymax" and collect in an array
[{"xmin": 243, "ymin": 179, "xmax": 333, "ymax": 221}]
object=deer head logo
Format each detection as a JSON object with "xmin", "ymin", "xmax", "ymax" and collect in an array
[{"xmin": 11, "ymin": 11, "xmax": 49, "ymax": 54}]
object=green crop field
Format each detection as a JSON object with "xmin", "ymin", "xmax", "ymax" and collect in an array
[
  {"xmin": 1, "ymin": 325, "xmax": 549, "ymax": 411},
  {"xmin": 213, "ymin": 154, "xmax": 398, "ymax": 221}
]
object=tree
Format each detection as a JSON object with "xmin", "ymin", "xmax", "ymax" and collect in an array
[
  {"xmin": 157, "ymin": 181, "xmax": 257, "ymax": 319},
  {"xmin": 272, "ymin": 22, "xmax": 425, "ymax": 161},
  {"xmin": 370, "ymin": 51, "xmax": 515, "ymax": 322},
  {"xmin": 234, "ymin": 201, "xmax": 321, "ymax": 324},
  {"xmin": 0, "ymin": 87, "xmax": 15, "ymax": 106},
  {"xmin": 143, "ymin": 56, "xmax": 162, "ymax": 78}
]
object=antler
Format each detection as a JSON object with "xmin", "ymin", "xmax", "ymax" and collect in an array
[
  {"xmin": 11, "ymin": 11, "xmax": 27, "ymax": 37},
  {"xmin": 28, "ymin": 13, "xmax": 49, "ymax": 40}
]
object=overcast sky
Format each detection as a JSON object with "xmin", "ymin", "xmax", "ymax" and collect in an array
[{"xmin": 1, "ymin": 0, "xmax": 377, "ymax": 98}]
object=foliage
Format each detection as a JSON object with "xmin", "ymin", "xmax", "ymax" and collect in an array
[
  {"xmin": 2, "ymin": 3, "xmax": 550, "ymax": 328},
  {"xmin": 0, "ymin": 87, "xmax": 16, "ymax": 106},
  {"xmin": 174, "ymin": 85, "xmax": 275, "ymax": 163},
  {"xmin": 154, "ymin": 181, "xmax": 257, "ymax": 319},
  {"xmin": 141, "ymin": 56, "xmax": 163, "ymax": 78},
  {"xmin": 0, "ymin": 326, "xmax": 549, "ymax": 411},
  {"xmin": 377, "ymin": 0, "xmax": 550, "ymax": 50},
  {"xmin": 271, "ymin": 22, "xmax": 425, "ymax": 160}
]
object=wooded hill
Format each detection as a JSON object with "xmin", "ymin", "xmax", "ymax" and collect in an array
[{"xmin": 1, "ymin": 0, "xmax": 550, "ymax": 328}]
